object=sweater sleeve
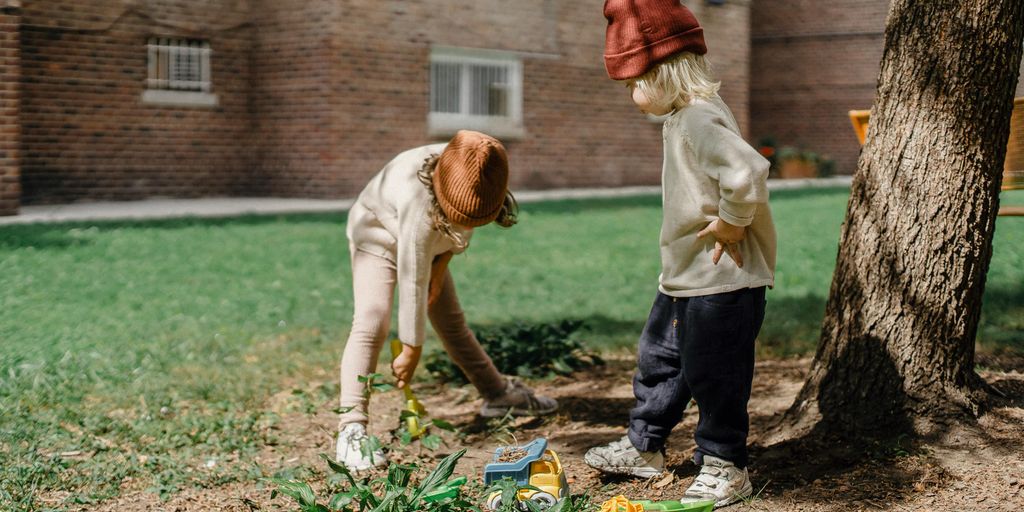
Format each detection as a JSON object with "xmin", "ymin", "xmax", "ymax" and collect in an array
[
  {"xmin": 688, "ymin": 107, "xmax": 771, "ymax": 227},
  {"xmin": 395, "ymin": 198, "xmax": 433, "ymax": 347}
]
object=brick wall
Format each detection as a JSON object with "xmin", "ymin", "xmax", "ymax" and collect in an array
[
  {"xmin": 16, "ymin": 0, "xmax": 753, "ymax": 203},
  {"xmin": 1012, "ymin": 57, "xmax": 1024, "ymax": 179},
  {"xmin": 250, "ymin": 0, "xmax": 342, "ymax": 197},
  {"xmin": 319, "ymin": 0, "xmax": 752, "ymax": 197},
  {"xmin": 690, "ymin": 0, "xmax": 751, "ymax": 138},
  {"xmin": 328, "ymin": 0, "xmax": 666, "ymax": 195},
  {"xmin": 1017, "ymin": 53, "xmax": 1024, "ymax": 98},
  {"xmin": 1008, "ymin": 99, "xmax": 1024, "ymax": 181},
  {"xmin": 750, "ymin": 0, "xmax": 889, "ymax": 176},
  {"xmin": 19, "ymin": 0, "xmax": 255, "ymax": 204},
  {"xmin": 0, "ymin": 1, "xmax": 18, "ymax": 215}
]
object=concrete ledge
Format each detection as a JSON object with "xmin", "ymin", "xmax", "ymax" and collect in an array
[
  {"xmin": 1, "ymin": 198, "xmax": 354, "ymax": 225},
  {"xmin": 141, "ymin": 90, "xmax": 219, "ymax": 107},
  {"xmin": 0, "ymin": 176, "xmax": 853, "ymax": 226}
]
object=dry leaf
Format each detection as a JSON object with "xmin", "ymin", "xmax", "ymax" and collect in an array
[{"xmin": 653, "ymin": 472, "xmax": 675, "ymax": 489}]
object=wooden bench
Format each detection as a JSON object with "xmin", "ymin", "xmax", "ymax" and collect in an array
[{"xmin": 849, "ymin": 98, "xmax": 1024, "ymax": 216}]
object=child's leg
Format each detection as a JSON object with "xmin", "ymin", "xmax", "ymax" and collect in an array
[
  {"xmin": 628, "ymin": 292, "xmax": 693, "ymax": 453},
  {"xmin": 426, "ymin": 269, "xmax": 506, "ymax": 398},
  {"xmin": 681, "ymin": 286, "xmax": 766, "ymax": 468},
  {"xmin": 338, "ymin": 250, "xmax": 397, "ymax": 427}
]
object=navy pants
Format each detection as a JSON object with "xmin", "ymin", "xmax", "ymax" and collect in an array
[{"xmin": 627, "ymin": 287, "xmax": 766, "ymax": 469}]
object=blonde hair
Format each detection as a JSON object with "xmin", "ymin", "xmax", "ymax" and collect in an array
[
  {"xmin": 633, "ymin": 52, "xmax": 720, "ymax": 111},
  {"xmin": 417, "ymin": 153, "xmax": 519, "ymax": 250}
]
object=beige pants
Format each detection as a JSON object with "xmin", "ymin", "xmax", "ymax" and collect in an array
[{"xmin": 338, "ymin": 249, "xmax": 506, "ymax": 426}]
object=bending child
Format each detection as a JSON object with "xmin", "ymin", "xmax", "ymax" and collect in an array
[
  {"xmin": 585, "ymin": 1, "xmax": 776, "ymax": 508},
  {"xmin": 337, "ymin": 130, "xmax": 557, "ymax": 471}
]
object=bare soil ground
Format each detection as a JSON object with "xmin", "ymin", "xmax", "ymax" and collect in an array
[{"xmin": 64, "ymin": 354, "xmax": 1024, "ymax": 512}]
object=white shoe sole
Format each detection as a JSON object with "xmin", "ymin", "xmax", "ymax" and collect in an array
[
  {"xmin": 683, "ymin": 480, "xmax": 753, "ymax": 509},
  {"xmin": 583, "ymin": 454, "xmax": 664, "ymax": 479},
  {"xmin": 713, "ymin": 482, "xmax": 753, "ymax": 508}
]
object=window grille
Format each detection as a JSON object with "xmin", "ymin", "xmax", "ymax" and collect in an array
[
  {"xmin": 146, "ymin": 38, "xmax": 211, "ymax": 92},
  {"xmin": 429, "ymin": 49, "xmax": 523, "ymax": 137}
]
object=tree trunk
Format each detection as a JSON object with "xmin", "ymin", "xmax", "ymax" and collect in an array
[{"xmin": 781, "ymin": 0, "xmax": 1024, "ymax": 438}]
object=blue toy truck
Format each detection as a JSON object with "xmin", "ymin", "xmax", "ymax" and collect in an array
[{"xmin": 483, "ymin": 438, "xmax": 569, "ymax": 510}]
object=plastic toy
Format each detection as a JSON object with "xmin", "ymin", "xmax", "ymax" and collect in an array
[
  {"xmin": 600, "ymin": 495, "xmax": 715, "ymax": 512},
  {"xmin": 422, "ymin": 475, "xmax": 468, "ymax": 503},
  {"xmin": 483, "ymin": 438, "xmax": 568, "ymax": 510},
  {"xmin": 389, "ymin": 339, "xmax": 427, "ymax": 438}
]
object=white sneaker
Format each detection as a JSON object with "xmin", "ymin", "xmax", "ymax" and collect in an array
[
  {"xmin": 680, "ymin": 455, "xmax": 753, "ymax": 508},
  {"xmin": 335, "ymin": 423, "xmax": 387, "ymax": 471},
  {"xmin": 584, "ymin": 435, "xmax": 665, "ymax": 478},
  {"xmin": 479, "ymin": 377, "xmax": 558, "ymax": 418}
]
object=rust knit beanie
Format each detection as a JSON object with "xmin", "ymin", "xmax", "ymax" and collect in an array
[
  {"xmin": 433, "ymin": 130, "xmax": 509, "ymax": 228},
  {"xmin": 603, "ymin": 0, "xmax": 707, "ymax": 80}
]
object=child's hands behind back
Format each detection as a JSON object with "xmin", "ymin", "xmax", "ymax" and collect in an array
[{"xmin": 697, "ymin": 218, "xmax": 746, "ymax": 267}]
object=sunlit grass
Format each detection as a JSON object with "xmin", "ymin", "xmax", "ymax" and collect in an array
[{"xmin": 1, "ymin": 187, "xmax": 1020, "ymax": 507}]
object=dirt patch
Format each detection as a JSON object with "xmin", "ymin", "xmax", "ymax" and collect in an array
[
  {"xmin": 55, "ymin": 354, "xmax": 1024, "ymax": 511},
  {"xmin": 496, "ymin": 447, "xmax": 529, "ymax": 464}
]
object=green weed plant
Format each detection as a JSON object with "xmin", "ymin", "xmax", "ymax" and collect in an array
[{"xmin": 424, "ymin": 320, "xmax": 604, "ymax": 384}]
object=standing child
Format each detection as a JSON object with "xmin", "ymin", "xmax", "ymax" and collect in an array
[
  {"xmin": 337, "ymin": 130, "xmax": 557, "ymax": 471},
  {"xmin": 584, "ymin": 1, "xmax": 776, "ymax": 508}
]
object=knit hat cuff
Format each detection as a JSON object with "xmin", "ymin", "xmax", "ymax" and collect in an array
[
  {"xmin": 604, "ymin": 26, "xmax": 706, "ymax": 80},
  {"xmin": 434, "ymin": 181, "xmax": 503, "ymax": 228}
]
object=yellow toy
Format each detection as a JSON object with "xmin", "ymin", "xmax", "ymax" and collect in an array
[
  {"xmin": 389, "ymin": 339, "xmax": 427, "ymax": 438},
  {"xmin": 600, "ymin": 495, "xmax": 714, "ymax": 512},
  {"xmin": 484, "ymin": 438, "xmax": 568, "ymax": 510}
]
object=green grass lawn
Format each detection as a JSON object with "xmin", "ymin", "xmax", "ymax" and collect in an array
[{"xmin": 1, "ymin": 187, "xmax": 1022, "ymax": 508}]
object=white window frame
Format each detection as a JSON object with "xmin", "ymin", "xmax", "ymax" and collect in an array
[
  {"xmin": 428, "ymin": 47, "xmax": 524, "ymax": 139},
  {"xmin": 141, "ymin": 38, "xmax": 218, "ymax": 107}
]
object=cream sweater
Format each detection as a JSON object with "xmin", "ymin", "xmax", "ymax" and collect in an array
[
  {"xmin": 346, "ymin": 143, "xmax": 472, "ymax": 347},
  {"xmin": 658, "ymin": 95, "xmax": 776, "ymax": 297}
]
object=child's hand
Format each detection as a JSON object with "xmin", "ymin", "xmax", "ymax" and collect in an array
[
  {"xmin": 391, "ymin": 342, "xmax": 422, "ymax": 389},
  {"xmin": 697, "ymin": 218, "xmax": 746, "ymax": 268},
  {"xmin": 428, "ymin": 251, "xmax": 454, "ymax": 307}
]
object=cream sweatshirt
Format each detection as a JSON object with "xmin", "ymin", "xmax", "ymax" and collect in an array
[
  {"xmin": 346, "ymin": 143, "xmax": 472, "ymax": 347},
  {"xmin": 658, "ymin": 95, "xmax": 777, "ymax": 297}
]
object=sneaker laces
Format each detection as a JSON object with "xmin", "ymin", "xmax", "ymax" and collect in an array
[
  {"xmin": 339, "ymin": 424, "xmax": 366, "ymax": 443},
  {"xmin": 607, "ymin": 436, "xmax": 635, "ymax": 453}
]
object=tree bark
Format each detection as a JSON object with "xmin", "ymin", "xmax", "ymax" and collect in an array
[{"xmin": 781, "ymin": 0, "xmax": 1024, "ymax": 438}]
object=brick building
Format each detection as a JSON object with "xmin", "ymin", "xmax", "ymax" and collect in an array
[
  {"xmin": 0, "ymin": 0, "xmax": 1020, "ymax": 216},
  {"xmin": 0, "ymin": 0, "xmax": 753, "ymax": 214},
  {"xmin": 750, "ymin": 0, "xmax": 1024, "ymax": 178},
  {"xmin": 1, "ymin": 1, "xmax": 18, "ymax": 215}
]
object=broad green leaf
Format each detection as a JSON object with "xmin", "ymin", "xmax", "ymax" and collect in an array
[
  {"xmin": 319, "ymin": 453, "xmax": 356, "ymax": 485},
  {"xmin": 421, "ymin": 434, "xmax": 443, "ymax": 450},
  {"xmin": 410, "ymin": 448, "xmax": 466, "ymax": 503},
  {"xmin": 430, "ymin": 419, "xmax": 456, "ymax": 432},
  {"xmin": 360, "ymin": 435, "xmax": 383, "ymax": 465}
]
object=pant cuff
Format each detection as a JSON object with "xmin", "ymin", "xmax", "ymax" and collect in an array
[
  {"xmin": 694, "ymin": 448, "xmax": 747, "ymax": 469},
  {"xmin": 628, "ymin": 426, "xmax": 664, "ymax": 453}
]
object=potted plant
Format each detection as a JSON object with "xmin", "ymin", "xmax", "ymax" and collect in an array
[{"xmin": 777, "ymin": 146, "xmax": 818, "ymax": 179}]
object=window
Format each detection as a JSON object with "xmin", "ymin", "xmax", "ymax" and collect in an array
[
  {"xmin": 141, "ymin": 38, "xmax": 218, "ymax": 107},
  {"xmin": 429, "ymin": 48, "xmax": 523, "ymax": 138}
]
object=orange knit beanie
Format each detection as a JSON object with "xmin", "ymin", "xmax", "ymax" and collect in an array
[{"xmin": 433, "ymin": 130, "xmax": 509, "ymax": 228}]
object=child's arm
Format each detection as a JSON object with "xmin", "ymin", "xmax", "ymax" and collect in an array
[
  {"xmin": 687, "ymin": 105, "xmax": 770, "ymax": 266},
  {"xmin": 394, "ymin": 198, "xmax": 433, "ymax": 360},
  {"xmin": 428, "ymin": 251, "xmax": 454, "ymax": 306}
]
